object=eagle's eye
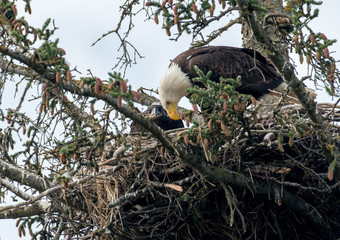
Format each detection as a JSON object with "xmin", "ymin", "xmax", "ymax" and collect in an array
[{"xmin": 165, "ymin": 101, "xmax": 170, "ymax": 106}]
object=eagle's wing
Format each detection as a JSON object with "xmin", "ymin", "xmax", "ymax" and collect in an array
[{"xmin": 172, "ymin": 46, "xmax": 283, "ymax": 98}]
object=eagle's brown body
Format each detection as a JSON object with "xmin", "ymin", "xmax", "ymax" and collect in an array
[{"xmin": 170, "ymin": 46, "xmax": 283, "ymax": 99}]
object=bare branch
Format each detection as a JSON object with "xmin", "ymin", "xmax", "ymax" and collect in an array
[
  {"xmin": 0, "ymin": 204, "xmax": 53, "ymax": 219},
  {"xmin": 192, "ymin": 17, "xmax": 241, "ymax": 47},
  {"xmin": 0, "ymin": 158, "xmax": 53, "ymax": 192},
  {"xmin": 0, "ymin": 178, "xmax": 32, "ymax": 200},
  {"xmin": 91, "ymin": 0, "xmax": 143, "ymax": 73}
]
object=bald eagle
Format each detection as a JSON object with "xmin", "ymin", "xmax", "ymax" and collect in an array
[
  {"xmin": 146, "ymin": 104, "xmax": 184, "ymax": 130},
  {"xmin": 130, "ymin": 104, "xmax": 184, "ymax": 133},
  {"xmin": 159, "ymin": 46, "xmax": 313, "ymax": 120}
]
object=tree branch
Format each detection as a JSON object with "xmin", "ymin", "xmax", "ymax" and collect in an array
[
  {"xmin": 0, "ymin": 185, "xmax": 64, "ymax": 213},
  {"xmin": 0, "ymin": 204, "xmax": 53, "ymax": 219},
  {"xmin": 0, "ymin": 158, "xmax": 124, "ymax": 216},
  {"xmin": 0, "ymin": 58, "xmax": 102, "ymax": 131},
  {"xmin": 234, "ymin": 0, "xmax": 340, "ymax": 177},
  {"xmin": 0, "ymin": 178, "xmax": 32, "ymax": 200},
  {"xmin": 192, "ymin": 17, "xmax": 241, "ymax": 47},
  {"xmin": 0, "ymin": 159, "xmax": 53, "ymax": 192}
]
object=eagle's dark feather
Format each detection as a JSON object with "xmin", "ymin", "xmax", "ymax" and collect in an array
[
  {"xmin": 147, "ymin": 105, "xmax": 184, "ymax": 130},
  {"xmin": 130, "ymin": 105, "xmax": 184, "ymax": 133},
  {"xmin": 171, "ymin": 46, "xmax": 284, "ymax": 99}
]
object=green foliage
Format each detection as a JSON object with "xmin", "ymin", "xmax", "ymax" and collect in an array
[
  {"xmin": 178, "ymin": 65, "xmax": 315, "ymax": 159},
  {"xmin": 34, "ymin": 39, "xmax": 68, "ymax": 73},
  {"xmin": 41, "ymin": 18, "xmax": 51, "ymax": 32},
  {"xmin": 227, "ymin": 0, "xmax": 236, "ymax": 7},
  {"xmin": 245, "ymin": 0, "xmax": 268, "ymax": 14},
  {"xmin": 59, "ymin": 144, "xmax": 76, "ymax": 155},
  {"xmin": 16, "ymin": 217, "xmax": 39, "ymax": 239},
  {"xmin": 145, "ymin": 0, "xmax": 236, "ymax": 40},
  {"xmin": 287, "ymin": 0, "xmax": 339, "ymax": 97},
  {"xmin": 177, "ymin": 66, "xmax": 253, "ymax": 162},
  {"xmin": 106, "ymin": 71, "xmax": 140, "ymax": 106}
]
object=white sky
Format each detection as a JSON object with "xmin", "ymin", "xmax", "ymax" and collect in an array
[{"xmin": 0, "ymin": 0, "xmax": 339, "ymax": 239}]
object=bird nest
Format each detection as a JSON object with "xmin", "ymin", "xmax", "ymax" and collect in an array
[{"xmin": 73, "ymin": 103, "xmax": 340, "ymax": 240}]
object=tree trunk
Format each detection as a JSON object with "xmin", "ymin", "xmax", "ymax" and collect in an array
[{"xmin": 241, "ymin": 0, "xmax": 289, "ymax": 58}]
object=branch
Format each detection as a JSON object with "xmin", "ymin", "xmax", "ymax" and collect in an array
[
  {"xmin": 0, "ymin": 159, "xmax": 53, "ymax": 192},
  {"xmin": 0, "ymin": 204, "xmax": 54, "ymax": 219},
  {"xmin": 0, "ymin": 185, "xmax": 64, "ymax": 213},
  {"xmin": 0, "ymin": 179, "xmax": 58, "ymax": 218},
  {"xmin": 134, "ymin": 89, "xmax": 160, "ymax": 106},
  {"xmin": 108, "ymin": 186, "xmax": 151, "ymax": 208},
  {"xmin": 0, "ymin": 158, "xmax": 83, "ymax": 214},
  {"xmin": 192, "ymin": 7, "xmax": 238, "ymax": 43},
  {"xmin": 192, "ymin": 17, "xmax": 241, "ymax": 47},
  {"xmin": 0, "ymin": 178, "xmax": 32, "ymax": 200},
  {"xmin": 0, "ymin": 163, "xmax": 123, "ymax": 216},
  {"xmin": 234, "ymin": 0, "xmax": 340, "ymax": 178},
  {"xmin": 91, "ymin": 0, "xmax": 143, "ymax": 73},
  {"xmin": 0, "ymin": 58, "xmax": 102, "ymax": 131}
]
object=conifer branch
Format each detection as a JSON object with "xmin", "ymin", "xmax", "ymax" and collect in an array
[{"xmin": 234, "ymin": 0, "xmax": 340, "ymax": 178}]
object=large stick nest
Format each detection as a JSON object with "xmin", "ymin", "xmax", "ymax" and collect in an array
[{"xmin": 74, "ymin": 104, "xmax": 340, "ymax": 240}]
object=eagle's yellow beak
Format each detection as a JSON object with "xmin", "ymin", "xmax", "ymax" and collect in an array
[{"xmin": 167, "ymin": 102, "xmax": 180, "ymax": 120}]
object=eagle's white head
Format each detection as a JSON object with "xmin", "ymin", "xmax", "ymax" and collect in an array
[{"xmin": 159, "ymin": 64, "xmax": 193, "ymax": 120}]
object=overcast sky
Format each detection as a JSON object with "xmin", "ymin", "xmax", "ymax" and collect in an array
[{"xmin": 0, "ymin": 0, "xmax": 339, "ymax": 239}]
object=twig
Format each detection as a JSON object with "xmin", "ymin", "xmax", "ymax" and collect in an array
[
  {"xmin": 253, "ymin": 174, "xmax": 335, "ymax": 193},
  {"xmin": 0, "ymin": 184, "xmax": 64, "ymax": 213},
  {"xmin": 99, "ymin": 146, "xmax": 126, "ymax": 166},
  {"xmin": 109, "ymin": 186, "xmax": 151, "ymax": 208},
  {"xmin": 193, "ymin": 17, "xmax": 241, "ymax": 47},
  {"xmin": 174, "ymin": 175, "xmax": 196, "ymax": 186},
  {"xmin": 221, "ymin": 182, "xmax": 235, "ymax": 227},
  {"xmin": 91, "ymin": 0, "xmax": 143, "ymax": 74},
  {"xmin": 324, "ymin": 98, "xmax": 340, "ymax": 119},
  {"xmin": 0, "ymin": 164, "xmax": 123, "ymax": 213},
  {"xmin": 53, "ymin": 217, "xmax": 66, "ymax": 240}
]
